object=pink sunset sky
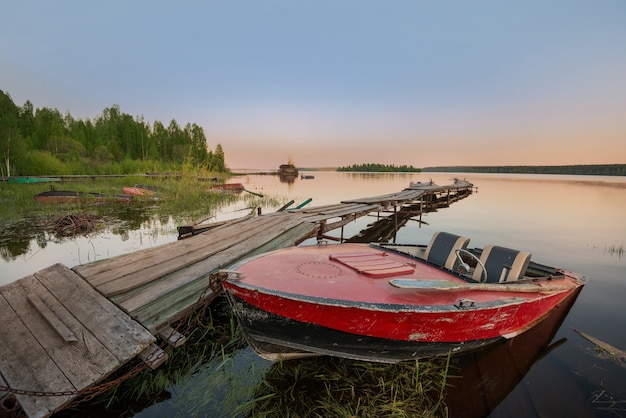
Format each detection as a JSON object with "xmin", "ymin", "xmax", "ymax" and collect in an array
[{"xmin": 2, "ymin": 1, "xmax": 625, "ymax": 170}]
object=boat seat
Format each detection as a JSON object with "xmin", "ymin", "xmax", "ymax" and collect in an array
[
  {"xmin": 423, "ymin": 231, "xmax": 470, "ymax": 271},
  {"xmin": 473, "ymin": 245, "xmax": 531, "ymax": 283}
]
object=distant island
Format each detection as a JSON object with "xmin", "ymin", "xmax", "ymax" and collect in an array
[
  {"xmin": 421, "ymin": 164, "xmax": 626, "ymax": 176},
  {"xmin": 337, "ymin": 163, "xmax": 421, "ymax": 172},
  {"xmin": 296, "ymin": 164, "xmax": 626, "ymax": 176}
]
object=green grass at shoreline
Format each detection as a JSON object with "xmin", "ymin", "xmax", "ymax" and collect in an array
[{"xmin": 0, "ymin": 173, "xmax": 250, "ymax": 224}]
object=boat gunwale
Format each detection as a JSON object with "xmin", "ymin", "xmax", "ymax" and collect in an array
[{"xmin": 225, "ymin": 279, "xmax": 530, "ymax": 312}]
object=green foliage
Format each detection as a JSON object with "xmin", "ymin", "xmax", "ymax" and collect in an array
[
  {"xmin": 0, "ymin": 90, "xmax": 22, "ymax": 176},
  {"xmin": 337, "ymin": 163, "xmax": 421, "ymax": 173},
  {"xmin": 19, "ymin": 150, "xmax": 68, "ymax": 175},
  {"xmin": 0, "ymin": 91, "xmax": 229, "ymax": 176},
  {"xmin": 209, "ymin": 143, "xmax": 226, "ymax": 172}
]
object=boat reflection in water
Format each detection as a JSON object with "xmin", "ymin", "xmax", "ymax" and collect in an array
[{"xmin": 444, "ymin": 282, "xmax": 582, "ymax": 417}]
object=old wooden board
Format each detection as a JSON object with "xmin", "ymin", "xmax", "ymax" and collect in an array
[
  {"xmin": 177, "ymin": 211, "xmax": 253, "ymax": 237},
  {"xmin": 72, "ymin": 222, "xmax": 243, "ymax": 287},
  {"xmin": 298, "ymin": 203, "xmax": 348, "ymax": 214},
  {"xmin": 0, "ymin": 290, "xmax": 74, "ymax": 418},
  {"xmin": 0, "ymin": 264, "xmax": 154, "ymax": 418},
  {"xmin": 74, "ymin": 214, "xmax": 289, "ymax": 290},
  {"xmin": 116, "ymin": 218, "xmax": 316, "ymax": 332},
  {"xmin": 408, "ymin": 180, "xmax": 472, "ymax": 191},
  {"xmin": 114, "ymin": 214, "xmax": 307, "ymax": 312},
  {"xmin": 341, "ymin": 189, "xmax": 425, "ymax": 204},
  {"xmin": 72, "ymin": 214, "xmax": 261, "ymax": 283},
  {"xmin": 301, "ymin": 203, "xmax": 383, "ymax": 223},
  {"xmin": 83, "ymin": 214, "xmax": 305, "ymax": 299},
  {"xmin": 341, "ymin": 181, "xmax": 472, "ymax": 205}
]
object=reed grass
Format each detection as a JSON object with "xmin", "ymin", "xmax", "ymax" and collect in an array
[
  {"xmin": 237, "ymin": 354, "xmax": 450, "ymax": 417},
  {"xmin": 605, "ymin": 243, "xmax": 624, "ymax": 258},
  {"xmin": 0, "ymin": 172, "xmax": 242, "ymax": 225}
]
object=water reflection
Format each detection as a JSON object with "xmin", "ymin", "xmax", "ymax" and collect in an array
[
  {"xmin": 0, "ymin": 218, "xmax": 47, "ymax": 262},
  {"xmin": 4, "ymin": 172, "xmax": 626, "ymax": 416},
  {"xmin": 0, "ymin": 206, "xmax": 156, "ymax": 260},
  {"xmin": 0, "ymin": 207, "xmax": 182, "ymax": 286},
  {"xmin": 446, "ymin": 283, "xmax": 586, "ymax": 417},
  {"xmin": 278, "ymin": 172, "xmax": 298, "ymax": 184}
]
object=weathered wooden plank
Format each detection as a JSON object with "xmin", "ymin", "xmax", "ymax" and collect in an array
[
  {"xmin": 77, "ymin": 216, "xmax": 285, "ymax": 289},
  {"xmin": 0, "ymin": 290, "xmax": 75, "ymax": 418},
  {"xmin": 73, "ymin": 238, "xmax": 192, "ymax": 280},
  {"xmin": 1, "ymin": 276, "xmax": 120, "ymax": 389},
  {"xmin": 73, "ymin": 212, "xmax": 300, "ymax": 287},
  {"xmin": 27, "ymin": 293, "xmax": 78, "ymax": 343},
  {"xmin": 34, "ymin": 264, "xmax": 155, "ymax": 360},
  {"xmin": 73, "ymin": 216, "xmax": 264, "ymax": 283},
  {"xmin": 342, "ymin": 189, "xmax": 426, "ymax": 204},
  {"xmin": 239, "ymin": 222, "xmax": 319, "ymax": 259},
  {"xmin": 302, "ymin": 204, "xmax": 382, "ymax": 222},
  {"xmin": 177, "ymin": 212, "xmax": 254, "ymax": 237},
  {"xmin": 130, "ymin": 223, "xmax": 318, "ymax": 332},
  {"xmin": 137, "ymin": 344, "xmax": 168, "ymax": 370},
  {"xmin": 305, "ymin": 203, "xmax": 364, "ymax": 215},
  {"xmin": 116, "ymin": 215, "xmax": 307, "ymax": 314},
  {"xmin": 73, "ymin": 237, "xmax": 220, "ymax": 286},
  {"xmin": 158, "ymin": 326, "xmax": 186, "ymax": 348},
  {"xmin": 132, "ymin": 283, "xmax": 221, "ymax": 333},
  {"xmin": 95, "ymin": 215, "xmax": 296, "ymax": 298},
  {"xmin": 299, "ymin": 203, "xmax": 348, "ymax": 214}
]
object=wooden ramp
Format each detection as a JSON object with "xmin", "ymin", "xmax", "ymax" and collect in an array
[
  {"xmin": 0, "ymin": 264, "xmax": 154, "ymax": 418},
  {"xmin": 73, "ymin": 212, "xmax": 318, "ymax": 334}
]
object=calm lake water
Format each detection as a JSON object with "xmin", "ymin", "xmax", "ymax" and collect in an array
[{"xmin": 3, "ymin": 172, "xmax": 626, "ymax": 417}]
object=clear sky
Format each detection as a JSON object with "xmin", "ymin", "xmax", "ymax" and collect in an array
[{"xmin": 2, "ymin": 1, "xmax": 625, "ymax": 170}]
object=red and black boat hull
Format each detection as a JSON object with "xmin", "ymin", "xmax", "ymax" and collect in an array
[
  {"xmin": 221, "ymin": 242, "xmax": 585, "ymax": 363},
  {"xmin": 226, "ymin": 295, "xmax": 504, "ymax": 362}
]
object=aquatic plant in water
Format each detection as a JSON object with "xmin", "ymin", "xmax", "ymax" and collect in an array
[
  {"xmin": 237, "ymin": 354, "xmax": 450, "ymax": 417},
  {"xmin": 605, "ymin": 243, "xmax": 624, "ymax": 258}
]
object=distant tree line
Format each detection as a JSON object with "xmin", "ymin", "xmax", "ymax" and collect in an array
[
  {"xmin": 337, "ymin": 163, "xmax": 421, "ymax": 172},
  {"xmin": 0, "ymin": 90, "xmax": 227, "ymax": 176},
  {"xmin": 422, "ymin": 165, "xmax": 626, "ymax": 176}
]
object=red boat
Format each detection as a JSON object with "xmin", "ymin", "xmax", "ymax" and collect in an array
[
  {"xmin": 221, "ymin": 232, "xmax": 585, "ymax": 363},
  {"xmin": 122, "ymin": 185, "xmax": 156, "ymax": 196},
  {"xmin": 210, "ymin": 183, "xmax": 245, "ymax": 193}
]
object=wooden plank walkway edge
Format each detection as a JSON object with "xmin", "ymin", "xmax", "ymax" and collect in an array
[{"xmin": 0, "ymin": 264, "xmax": 155, "ymax": 418}]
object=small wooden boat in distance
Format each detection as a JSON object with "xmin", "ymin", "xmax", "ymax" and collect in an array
[
  {"xmin": 221, "ymin": 231, "xmax": 585, "ymax": 363},
  {"xmin": 123, "ymin": 185, "xmax": 156, "ymax": 196},
  {"xmin": 210, "ymin": 183, "xmax": 245, "ymax": 193}
]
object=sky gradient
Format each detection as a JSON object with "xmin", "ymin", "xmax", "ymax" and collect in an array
[{"xmin": 2, "ymin": 1, "xmax": 625, "ymax": 169}]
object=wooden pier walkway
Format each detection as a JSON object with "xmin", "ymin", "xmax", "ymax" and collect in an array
[{"xmin": 0, "ymin": 180, "xmax": 473, "ymax": 418}]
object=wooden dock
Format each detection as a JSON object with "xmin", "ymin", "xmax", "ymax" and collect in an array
[{"xmin": 0, "ymin": 180, "xmax": 472, "ymax": 418}]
